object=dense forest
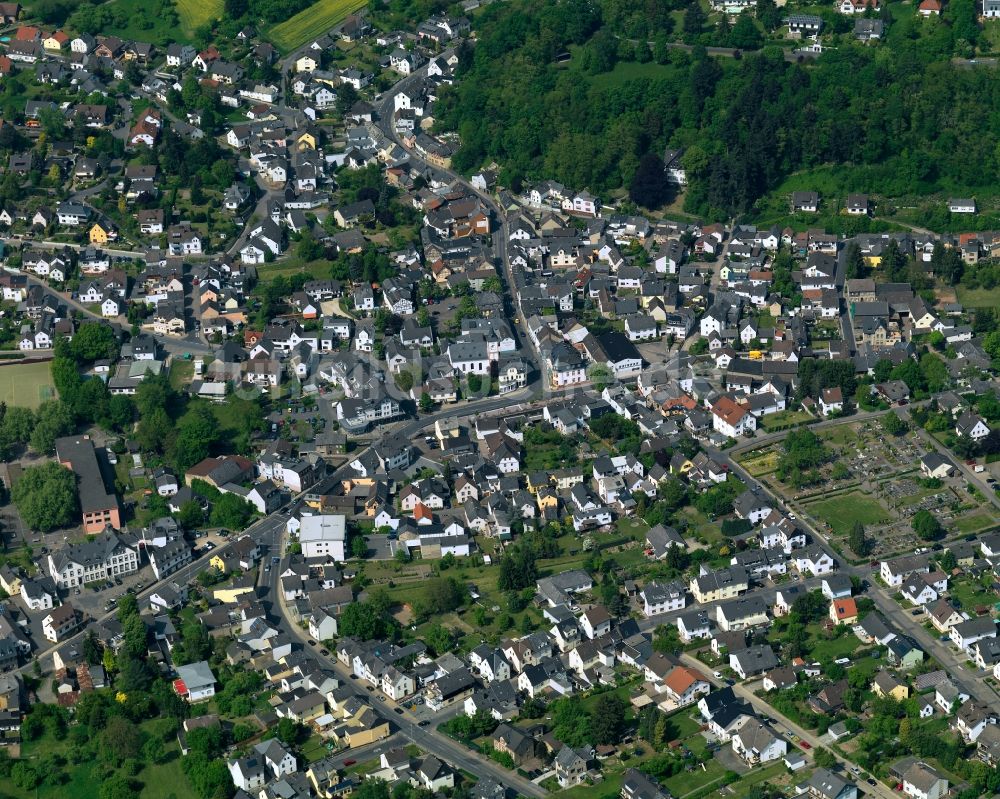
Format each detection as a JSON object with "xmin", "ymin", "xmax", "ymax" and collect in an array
[{"xmin": 436, "ymin": 0, "xmax": 1000, "ymax": 219}]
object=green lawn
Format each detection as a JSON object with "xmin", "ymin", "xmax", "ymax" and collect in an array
[
  {"xmin": 169, "ymin": 359, "xmax": 195, "ymax": 390},
  {"xmin": 730, "ymin": 762, "xmax": 792, "ymax": 799},
  {"xmin": 663, "ymin": 759, "xmax": 728, "ymax": 797},
  {"xmin": 739, "ymin": 449, "xmax": 781, "ymax": 477},
  {"xmin": 268, "ymin": 0, "xmax": 368, "ymax": 51},
  {"xmin": 956, "ymin": 285, "xmax": 1000, "ymax": 308},
  {"xmin": 806, "ymin": 491, "xmax": 889, "ymax": 537},
  {"xmin": 955, "ymin": 513, "xmax": 996, "ymax": 534},
  {"xmin": 819, "ymin": 423, "xmax": 860, "ymax": 447},
  {"xmin": 949, "ymin": 578, "xmax": 997, "ymax": 613},
  {"xmin": 0, "ymin": 360, "xmax": 56, "ymax": 408},
  {"xmin": 588, "ymin": 60, "xmax": 680, "ymax": 91},
  {"xmin": 139, "ymin": 749, "xmax": 189, "ymax": 799},
  {"xmin": 761, "ymin": 410, "xmax": 813, "ymax": 432},
  {"xmin": 256, "ymin": 257, "xmax": 334, "ymax": 284},
  {"xmin": 808, "ymin": 626, "xmax": 862, "ymax": 661},
  {"xmin": 617, "ymin": 517, "xmax": 650, "ymax": 539}
]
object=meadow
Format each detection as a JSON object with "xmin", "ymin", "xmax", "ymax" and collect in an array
[{"xmin": 268, "ymin": 0, "xmax": 368, "ymax": 52}]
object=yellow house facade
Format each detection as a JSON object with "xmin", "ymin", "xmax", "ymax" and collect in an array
[{"xmin": 89, "ymin": 223, "xmax": 113, "ymax": 244}]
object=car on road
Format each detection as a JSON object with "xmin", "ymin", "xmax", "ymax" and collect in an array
[
  {"xmin": 713, "ymin": 671, "xmax": 722, "ymax": 678},
  {"xmin": 320, "ymin": 649, "xmax": 329, "ymax": 656},
  {"xmin": 377, "ymin": 696, "xmax": 386, "ymax": 702},
  {"xmin": 418, "ymin": 720, "xmax": 429, "ymax": 727},
  {"xmin": 394, "ymin": 707, "xmax": 404, "ymax": 715},
  {"xmin": 308, "ymin": 640, "xmax": 316, "ymax": 646},
  {"xmin": 799, "ymin": 741, "xmax": 811, "ymax": 750},
  {"xmin": 867, "ymin": 780, "xmax": 877, "ymax": 786},
  {"xmin": 344, "ymin": 760, "xmax": 356, "ymax": 767}
]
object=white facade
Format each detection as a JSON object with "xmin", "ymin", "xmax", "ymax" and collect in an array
[{"xmin": 298, "ymin": 514, "xmax": 347, "ymax": 561}]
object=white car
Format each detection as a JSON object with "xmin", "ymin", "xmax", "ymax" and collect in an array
[{"xmin": 713, "ymin": 671, "xmax": 723, "ymax": 679}]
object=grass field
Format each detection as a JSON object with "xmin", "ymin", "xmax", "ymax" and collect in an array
[
  {"xmin": 740, "ymin": 449, "xmax": 780, "ymax": 476},
  {"xmin": 806, "ymin": 491, "xmax": 889, "ymax": 537},
  {"xmin": 256, "ymin": 257, "xmax": 333, "ymax": 284},
  {"xmin": 760, "ymin": 409, "xmax": 813, "ymax": 432},
  {"xmin": 955, "ymin": 513, "xmax": 996, "ymax": 534},
  {"xmin": 268, "ymin": 0, "xmax": 368, "ymax": 52},
  {"xmin": 956, "ymin": 285, "xmax": 1000, "ymax": 308},
  {"xmin": 0, "ymin": 360, "xmax": 56, "ymax": 408},
  {"xmin": 175, "ymin": 0, "xmax": 223, "ymax": 36},
  {"xmin": 949, "ymin": 577, "xmax": 997, "ymax": 613}
]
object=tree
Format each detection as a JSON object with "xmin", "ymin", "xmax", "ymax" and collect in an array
[
  {"xmin": 551, "ymin": 696, "xmax": 590, "ymax": 747},
  {"xmin": 883, "ymin": 412, "xmax": 908, "ymax": 436},
  {"xmin": 913, "ymin": 510, "xmax": 944, "ymax": 541},
  {"xmin": 729, "ymin": 13, "xmax": 763, "ymax": 49},
  {"xmin": 100, "ymin": 717, "xmax": 144, "ymax": 766},
  {"xmin": 210, "ymin": 493, "xmax": 254, "ymax": 530},
  {"xmin": 939, "ymin": 549, "xmax": 957, "ymax": 572},
  {"xmin": 419, "ymin": 392, "xmax": 433, "ymax": 412},
  {"xmin": 0, "ymin": 405, "xmax": 35, "ymax": 456},
  {"xmin": 29, "ymin": 399, "xmax": 75, "ymax": 453},
  {"xmin": 629, "ymin": 152, "xmax": 673, "ymax": 209},
  {"xmin": 756, "ymin": 0, "xmax": 782, "ymax": 29},
  {"xmin": 421, "ymin": 577, "xmax": 465, "ymax": 615},
  {"xmin": 683, "ymin": 2, "xmax": 706, "ymax": 35},
  {"xmin": 11, "ymin": 462, "xmax": 79, "ymax": 531},
  {"xmin": 275, "ymin": 717, "xmax": 303, "ymax": 746},
  {"xmin": 176, "ymin": 500, "xmax": 205, "ymax": 529},
  {"xmin": 590, "ymin": 693, "xmax": 627, "ymax": 744},
  {"xmin": 100, "ymin": 775, "xmax": 138, "ymax": 799},
  {"xmin": 339, "ymin": 601, "xmax": 393, "ymax": 640},
  {"xmin": 813, "ymin": 748, "xmax": 836, "ymax": 769},
  {"xmin": 845, "ymin": 243, "xmax": 866, "ymax": 280},
  {"xmin": 848, "ymin": 522, "xmax": 872, "ymax": 557},
  {"xmin": 171, "ymin": 404, "xmax": 221, "ymax": 473},
  {"xmin": 497, "ymin": 545, "xmax": 537, "ymax": 591},
  {"xmin": 354, "ymin": 780, "xmax": 390, "ymax": 799},
  {"xmin": 394, "ymin": 370, "xmax": 414, "ymax": 393},
  {"xmin": 225, "ymin": 0, "xmax": 249, "ymax": 17},
  {"xmin": 351, "ymin": 535, "xmax": 369, "ymax": 559},
  {"xmin": 69, "ymin": 323, "xmax": 118, "ymax": 362}
]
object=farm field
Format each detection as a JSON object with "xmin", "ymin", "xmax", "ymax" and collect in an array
[
  {"xmin": 805, "ymin": 491, "xmax": 890, "ymax": 537},
  {"xmin": 0, "ymin": 360, "xmax": 56, "ymax": 409},
  {"xmin": 176, "ymin": 0, "xmax": 223, "ymax": 37},
  {"xmin": 268, "ymin": 0, "xmax": 368, "ymax": 52}
]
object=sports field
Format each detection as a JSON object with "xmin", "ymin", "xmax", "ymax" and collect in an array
[
  {"xmin": 176, "ymin": 0, "xmax": 223, "ymax": 34},
  {"xmin": 268, "ymin": 0, "xmax": 367, "ymax": 52},
  {"xmin": 0, "ymin": 361, "xmax": 56, "ymax": 409}
]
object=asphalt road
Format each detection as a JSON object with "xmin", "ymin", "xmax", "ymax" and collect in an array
[
  {"xmin": 718, "ymin": 400, "xmax": 1000, "ymax": 718},
  {"xmin": 680, "ymin": 655, "xmax": 899, "ymax": 799},
  {"xmin": 16, "ymin": 272, "xmax": 215, "ymax": 357},
  {"xmin": 371, "ymin": 68, "xmax": 540, "ymax": 376},
  {"xmin": 259, "ymin": 523, "xmax": 548, "ymax": 798}
]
